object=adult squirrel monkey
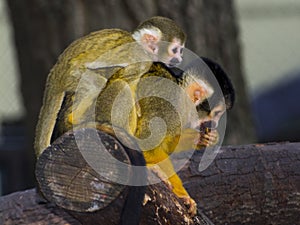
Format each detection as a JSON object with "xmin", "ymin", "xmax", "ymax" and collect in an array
[
  {"xmin": 34, "ymin": 16, "xmax": 186, "ymax": 157},
  {"xmin": 133, "ymin": 59, "xmax": 235, "ymax": 215}
]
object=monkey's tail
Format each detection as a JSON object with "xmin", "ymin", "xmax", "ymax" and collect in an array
[
  {"xmin": 119, "ymin": 147, "xmax": 147, "ymax": 225},
  {"xmin": 34, "ymin": 90, "xmax": 65, "ymax": 157}
]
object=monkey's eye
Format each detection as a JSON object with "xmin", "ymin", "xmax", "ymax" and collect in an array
[
  {"xmin": 172, "ymin": 47, "xmax": 178, "ymax": 54},
  {"xmin": 214, "ymin": 111, "xmax": 222, "ymax": 117}
]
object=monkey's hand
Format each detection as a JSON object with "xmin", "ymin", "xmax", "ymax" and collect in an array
[{"xmin": 196, "ymin": 128, "xmax": 219, "ymax": 149}]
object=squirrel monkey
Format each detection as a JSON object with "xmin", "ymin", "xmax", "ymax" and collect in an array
[
  {"xmin": 134, "ymin": 59, "xmax": 235, "ymax": 215},
  {"xmin": 47, "ymin": 58, "xmax": 234, "ymax": 221},
  {"xmin": 34, "ymin": 16, "xmax": 186, "ymax": 157}
]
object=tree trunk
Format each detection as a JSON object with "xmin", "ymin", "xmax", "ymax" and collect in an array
[{"xmin": 1, "ymin": 142, "xmax": 299, "ymax": 225}]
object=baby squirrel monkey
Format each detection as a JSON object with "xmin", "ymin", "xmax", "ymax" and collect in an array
[
  {"xmin": 134, "ymin": 58, "xmax": 235, "ymax": 215},
  {"xmin": 34, "ymin": 16, "xmax": 186, "ymax": 157}
]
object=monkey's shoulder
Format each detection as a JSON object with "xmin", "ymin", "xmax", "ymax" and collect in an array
[{"xmin": 144, "ymin": 62, "xmax": 182, "ymax": 80}]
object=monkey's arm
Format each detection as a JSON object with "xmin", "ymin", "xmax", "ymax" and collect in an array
[{"xmin": 174, "ymin": 128, "xmax": 219, "ymax": 153}]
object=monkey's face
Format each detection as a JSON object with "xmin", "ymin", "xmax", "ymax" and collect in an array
[
  {"xmin": 197, "ymin": 101, "xmax": 226, "ymax": 130},
  {"xmin": 132, "ymin": 28, "xmax": 184, "ymax": 67},
  {"xmin": 165, "ymin": 38, "xmax": 184, "ymax": 67},
  {"xmin": 156, "ymin": 38, "xmax": 184, "ymax": 67},
  {"xmin": 181, "ymin": 74, "xmax": 222, "ymax": 148},
  {"xmin": 179, "ymin": 57, "xmax": 235, "ymax": 149}
]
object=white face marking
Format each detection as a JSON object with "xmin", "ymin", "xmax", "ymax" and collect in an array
[
  {"xmin": 132, "ymin": 27, "xmax": 162, "ymax": 44},
  {"xmin": 132, "ymin": 27, "xmax": 162, "ymax": 60},
  {"xmin": 185, "ymin": 74, "xmax": 214, "ymax": 104}
]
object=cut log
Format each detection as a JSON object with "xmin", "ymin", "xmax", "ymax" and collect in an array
[
  {"xmin": 34, "ymin": 127, "xmax": 208, "ymax": 224},
  {"xmin": 35, "ymin": 128, "xmax": 131, "ymax": 212},
  {"xmin": 1, "ymin": 140, "xmax": 299, "ymax": 224}
]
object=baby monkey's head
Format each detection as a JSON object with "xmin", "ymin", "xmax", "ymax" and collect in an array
[{"xmin": 132, "ymin": 16, "xmax": 186, "ymax": 67}]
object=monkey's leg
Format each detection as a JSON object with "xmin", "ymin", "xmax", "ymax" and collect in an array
[
  {"xmin": 143, "ymin": 149, "xmax": 197, "ymax": 215},
  {"xmin": 173, "ymin": 128, "xmax": 200, "ymax": 153},
  {"xmin": 160, "ymin": 159, "xmax": 197, "ymax": 216},
  {"xmin": 147, "ymin": 163, "xmax": 173, "ymax": 190},
  {"xmin": 67, "ymin": 70, "xmax": 107, "ymax": 125},
  {"xmin": 67, "ymin": 93, "xmax": 99, "ymax": 124}
]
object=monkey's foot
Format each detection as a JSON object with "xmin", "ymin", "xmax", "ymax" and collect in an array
[
  {"xmin": 67, "ymin": 101, "xmax": 92, "ymax": 125},
  {"xmin": 182, "ymin": 196, "xmax": 197, "ymax": 216},
  {"xmin": 67, "ymin": 111, "xmax": 83, "ymax": 125},
  {"xmin": 148, "ymin": 164, "xmax": 173, "ymax": 191},
  {"xmin": 68, "ymin": 113, "xmax": 74, "ymax": 124}
]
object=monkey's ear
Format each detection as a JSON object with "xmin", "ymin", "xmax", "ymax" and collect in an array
[
  {"xmin": 142, "ymin": 33, "xmax": 159, "ymax": 54},
  {"xmin": 186, "ymin": 81, "xmax": 213, "ymax": 104},
  {"xmin": 132, "ymin": 27, "xmax": 162, "ymax": 54}
]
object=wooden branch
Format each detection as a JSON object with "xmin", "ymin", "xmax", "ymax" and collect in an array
[
  {"xmin": 182, "ymin": 142, "xmax": 300, "ymax": 225},
  {"xmin": 0, "ymin": 184, "xmax": 209, "ymax": 225},
  {"xmin": 0, "ymin": 133, "xmax": 299, "ymax": 224}
]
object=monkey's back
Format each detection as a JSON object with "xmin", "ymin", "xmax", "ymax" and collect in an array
[
  {"xmin": 50, "ymin": 29, "xmax": 135, "ymax": 88},
  {"xmin": 135, "ymin": 63, "xmax": 182, "ymax": 153},
  {"xmin": 35, "ymin": 29, "xmax": 136, "ymax": 156}
]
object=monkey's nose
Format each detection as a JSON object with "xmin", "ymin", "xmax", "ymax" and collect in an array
[{"xmin": 169, "ymin": 57, "xmax": 180, "ymax": 66}]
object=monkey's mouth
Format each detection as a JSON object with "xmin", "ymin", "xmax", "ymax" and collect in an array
[
  {"xmin": 168, "ymin": 58, "xmax": 181, "ymax": 67},
  {"xmin": 167, "ymin": 62, "xmax": 180, "ymax": 67}
]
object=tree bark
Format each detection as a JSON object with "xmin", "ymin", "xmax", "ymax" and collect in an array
[
  {"xmin": 182, "ymin": 142, "xmax": 300, "ymax": 225},
  {"xmin": 1, "ymin": 142, "xmax": 299, "ymax": 225}
]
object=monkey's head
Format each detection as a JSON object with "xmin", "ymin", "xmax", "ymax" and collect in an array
[
  {"xmin": 176, "ymin": 57, "xmax": 235, "ymax": 148},
  {"xmin": 132, "ymin": 16, "xmax": 186, "ymax": 67}
]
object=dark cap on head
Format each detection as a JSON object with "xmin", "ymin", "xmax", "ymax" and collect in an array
[{"xmin": 135, "ymin": 16, "xmax": 186, "ymax": 43}]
